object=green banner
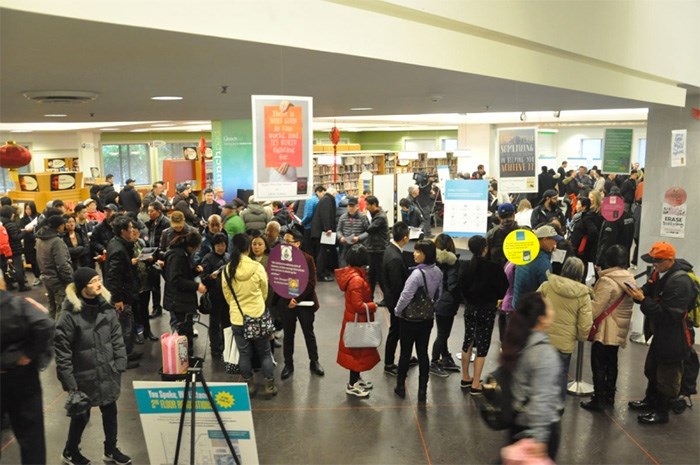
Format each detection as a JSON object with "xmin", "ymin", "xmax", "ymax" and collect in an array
[{"xmin": 603, "ymin": 128, "xmax": 633, "ymax": 174}]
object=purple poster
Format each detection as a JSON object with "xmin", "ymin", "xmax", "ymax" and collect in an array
[{"xmin": 266, "ymin": 243, "xmax": 309, "ymax": 299}]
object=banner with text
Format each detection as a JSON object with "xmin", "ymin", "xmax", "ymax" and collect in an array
[
  {"xmin": 603, "ymin": 128, "xmax": 633, "ymax": 174},
  {"xmin": 443, "ymin": 179, "xmax": 489, "ymax": 237},
  {"xmin": 133, "ymin": 381, "xmax": 259, "ymax": 465},
  {"xmin": 497, "ymin": 127, "xmax": 537, "ymax": 193},
  {"xmin": 252, "ymin": 96, "xmax": 313, "ymax": 201}
]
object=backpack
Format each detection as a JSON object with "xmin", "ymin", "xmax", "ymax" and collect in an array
[{"xmin": 683, "ymin": 271, "xmax": 700, "ymax": 327}]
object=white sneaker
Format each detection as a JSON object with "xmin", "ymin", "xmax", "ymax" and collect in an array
[
  {"xmin": 32, "ymin": 278, "xmax": 42, "ymax": 286},
  {"xmin": 357, "ymin": 378, "xmax": 373, "ymax": 390},
  {"xmin": 346, "ymin": 383, "xmax": 369, "ymax": 398},
  {"xmin": 193, "ymin": 327, "xmax": 199, "ymax": 337}
]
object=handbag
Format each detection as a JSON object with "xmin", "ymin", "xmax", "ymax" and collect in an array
[
  {"xmin": 224, "ymin": 265, "xmax": 275, "ymax": 340},
  {"xmin": 588, "ymin": 294, "xmax": 625, "ymax": 341},
  {"xmin": 404, "ymin": 269, "xmax": 438, "ymax": 321},
  {"xmin": 222, "ymin": 326, "xmax": 240, "ymax": 374},
  {"xmin": 343, "ymin": 303, "xmax": 382, "ymax": 348},
  {"xmin": 198, "ymin": 292, "xmax": 212, "ymax": 315}
]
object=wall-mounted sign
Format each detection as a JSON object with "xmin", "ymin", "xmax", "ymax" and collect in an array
[
  {"xmin": 19, "ymin": 175, "xmax": 39, "ymax": 192},
  {"xmin": 602, "ymin": 128, "xmax": 633, "ymax": 174},
  {"xmin": 50, "ymin": 173, "xmax": 76, "ymax": 191},
  {"xmin": 497, "ymin": 128, "xmax": 537, "ymax": 193},
  {"xmin": 661, "ymin": 187, "xmax": 687, "ymax": 238},
  {"xmin": 671, "ymin": 129, "xmax": 687, "ymax": 167},
  {"xmin": 47, "ymin": 158, "xmax": 66, "ymax": 169}
]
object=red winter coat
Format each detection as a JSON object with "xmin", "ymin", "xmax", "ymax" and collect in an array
[
  {"xmin": 0, "ymin": 224, "xmax": 11, "ymax": 258},
  {"xmin": 335, "ymin": 266, "xmax": 380, "ymax": 372}
]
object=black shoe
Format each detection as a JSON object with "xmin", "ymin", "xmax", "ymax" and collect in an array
[
  {"xmin": 310, "ymin": 360, "xmax": 325, "ymax": 376},
  {"xmin": 18, "ymin": 285, "xmax": 30, "ymax": 292},
  {"xmin": 127, "ymin": 352, "xmax": 143, "ymax": 361},
  {"xmin": 671, "ymin": 396, "xmax": 691, "ymax": 414},
  {"xmin": 144, "ymin": 332, "xmax": 159, "ymax": 342},
  {"xmin": 581, "ymin": 397, "xmax": 605, "ymax": 411},
  {"xmin": 134, "ymin": 333, "xmax": 145, "ymax": 345},
  {"xmin": 149, "ymin": 307, "xmax": 163, "ymax": 319},
  {"xmin": 418, "ymin": 389, "xmax": 427, "ymax": 403},
  {"xmin": 394, "ymin": 385, "xmax": 406, "ymax": 399},
  {"xmin": 384, "ymin": 364, "xmax": 398, "ymax": 376},
  {"xmin": 638, "ymin": 411, "xmax": 669, "ymax": 425},
  {"xmin": 408, "ymin": 356, "xmax": 419, "ymax": 367},
  {"xmin": 126, "ymin": 360, "xmax": 140, "ymax": 370},
  {"xmin": 441, "ymin": 356, "xmax": 461, "ymax": 372},
  {"xmin": 281, "ymin": 364, "xmax": 294, "ymax": 379},
  {"xmin": 628, "ymin": 399, "xmax": 654, "ymax": 411},
  {"xmin": 103, "ymin": 447, "xmax": 132, "ymax": 465},
  {"xmin": 62, "ymin": 448, "xmax": 91, "ymax": 465},
  {"xmin": 376, "ymin": 300, "xmax": 387, "ymax": 307}
]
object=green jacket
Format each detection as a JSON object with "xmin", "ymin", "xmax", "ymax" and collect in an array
[{"xmin": 223, "ymin": 213, "xmax": 245, "ymax": 237}]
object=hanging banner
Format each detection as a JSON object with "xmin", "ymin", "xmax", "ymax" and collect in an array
[
  {"xmin": 660, "ymin": 187, "xmax": 687, "ymax": 238},
  {"xmin": 133, "ymin": 381, "xmax": 259, "ymax": 465},
  {"xmin": 671, "ymin": 129, "xmax": 687, "ymax": 167},
  {"xmin": 602, "ymin": 128, "xmax": 633, "ymax": 174},
  {"xmin": 497, "ymin": 128, "xmax": 537, "ymax": 193},
  {"xmin": 442, "ymin": 179, "xmax": 489, "ymax": 237},
  {"xmin": 252, "ymin": 96, "xmax": 313, "ymax": 201}
]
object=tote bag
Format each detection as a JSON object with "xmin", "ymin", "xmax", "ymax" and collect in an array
[
  {"xmin": 343, "ymin": 304, "xmax": 382, "ymax": 348},
  {"xmin": 404, "ymin": 269, "xmax": 438, "ymax": 321},
  {"xmin": 222, "ymin": 326, "xmax": 240, "ymax": 374}
]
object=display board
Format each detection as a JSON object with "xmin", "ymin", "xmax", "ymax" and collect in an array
[
  {"xmin": 602, "ymin": 128, "xmax": 633, "ymax": 174},
  {"xmin": 442, "ymin": 179, "xmax": 489, "ymax": 237},
  {"xmin": 396, "ymin": 172, "xmax": 415, "ymax": 225},
  {"xmin": 497, "ymin": 127, "xmax": 537, "ymax": 193},
  {"xmin": 373, "ymin": 173, "xmax": 395, "ymax": 225}
]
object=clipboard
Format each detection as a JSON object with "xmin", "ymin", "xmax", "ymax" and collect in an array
[{"xmin": 320, "ymin": 232, "xmax": 337, "ymax": 245}]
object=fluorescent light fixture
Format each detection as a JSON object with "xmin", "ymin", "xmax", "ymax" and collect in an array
[
  {"xmin": 151, "ymin": 123, "xmax": 176, "ymax": 127},
  {"xmin": 350, "ymin": 107, "xmax": 373, "ymax": 111},
  {"xmin": 151, "ymin": 96, "xmax": 183, "ymax": 101},
  {"xmin": 10, "ymin": 130, "xmax": 33, "ymax": 133},
  {"xmin": 427, "ymin": 151, "xmax": 447, "ymax": 159},
  {"xmin": 453, "ymin": 150, "xmax": 472, "ymax": 158},
  {"xmin": 537, "ymin": 128, "xmax": 559, "ymax": 134},
  {"xmin": 130, "ymin": 129, "xmax": 150, "ymax": 133},
  {"xmin": 100, "ymin": 128, "xmax": 119, "ymax": 131},
  {"xmin": 44, "ymin": 114, "xmax": 67, "ymax": 117},
  {"xmin": 398, "ymin": 151, "xmax": 419, "ymax": 160}
]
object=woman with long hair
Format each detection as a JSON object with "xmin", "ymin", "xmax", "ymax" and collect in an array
[
  {"xmin": 62, "ymin": 213, "xmax": 91, "ymax": 270},
  {"xmin": 222, "ymin": 233, "xmax": 277, "ymax": 397},
  {"xmin": 19, "ymin": 200, "xmax": 40, "ymax": 285},
  {"xmin": 501, "ymin": 292, "xmax": 563, "ymax": 460},
  {"xmin": 460, "ymin": 235, "xmax": 509, "ymax": 393},
  {"xmin": 393, "ymin": 240, "xmax": 443, "ymax": 402},
  {"xmin": 249, "ymin": 233, "xmax": 270, "ymax": 268},
  {"xmin": 429, "ymin": 233, "xmax": 461, "ymax": 377},
  {"xmin": 335, "ymin": 244, "xmax": 379, "ymax": 398}
]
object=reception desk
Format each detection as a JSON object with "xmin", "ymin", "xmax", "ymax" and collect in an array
[{"xmin": 8, "ymin": 171, "xmax": 90, "ymax": 211}]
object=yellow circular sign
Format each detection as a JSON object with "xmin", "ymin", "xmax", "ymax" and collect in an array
[{"xmin": 503, "ymin": 229, "xmax": 540, "ymax": 265}]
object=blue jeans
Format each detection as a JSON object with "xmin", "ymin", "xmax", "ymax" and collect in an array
[
  {"xmin": 232, "ymin": 325, "xmax": 274, "ymax": 380},
  {"xmin": 558, "ymin": 351, "xmax": 572, "ymax": 400}
]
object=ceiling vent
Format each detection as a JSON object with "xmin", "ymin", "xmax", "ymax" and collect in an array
[{"xmin": 22, "ymin": 90, "xmax": 99, "ymax": 104}]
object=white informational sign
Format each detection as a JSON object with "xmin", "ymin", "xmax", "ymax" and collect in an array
[
  {"xmin": 133, "ymin": 381, "xmax": 259, "ymax": 465},
  {"xmin": 373, "ymin": 174, "xmax": 395, "ymax": 225},
  {"xmin": 660, "ymin": 187, "xmax": 687, "ymax": 238},
  {"xmin": 396, "ymin": 172, "xmax": 415, "ymax": 225},
  {"xmin": 436, "ymin": 164, "xmax": 451, "ymax": 193},
  {"xmin": 251, "ymin": 95, "xmax": 313, "ymax": 201},
  {"xmin": 442, "ymin": 179, "xmax": 489, "ymax": 237},
  {"xmin": 671, "ymin": 129, "xmax": 687, "ymax": 167},
  {"xmin": 497, "ymin": 127, "xmax": 537, "ymax": 193}
]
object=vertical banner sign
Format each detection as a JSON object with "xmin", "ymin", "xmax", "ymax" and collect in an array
[
  {"xmin": 252, "ymin": 96, "xmax": 313, "ymax": 201},
  {"xmin": 671, "ymin": 129, "xmax": 687, "ymax": 167},
  {"xmin": 660, "ymin": 187, "xmax": 687, "ymax": 238},
  {"xmin": 497, "ymin": 128, "xmax": 537, "ymax": 193},
  {"xmin": 133, "ymin": 381, "xmax": 259, "ymax": 465},
  {"xmin": 602, "ymin": 128, "xmax": 633, "ymax": 174},
  {"xmin": 442, "ymin": 179, "xmax": 489, "ymax": 237}
]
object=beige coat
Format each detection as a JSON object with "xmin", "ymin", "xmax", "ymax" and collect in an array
[
  {"xmin": 589, "ymin": 267, "xmax": 635, "ymax": 347},
  {"xmin": 539, "ymin": 272, "xmax": 593, "ymax": 354}
]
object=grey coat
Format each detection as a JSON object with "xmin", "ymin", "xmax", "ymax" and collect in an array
[
  {"xmin": 240, "ymin": 204, "xmax": 270, "ymax": 234},
  {"xmin": 36, "ymin": 226, "xmax": 73, "ymax": 288},
  {"xmin": 55, "ymin": 284, "xmax": 126, "ymax": 406}
]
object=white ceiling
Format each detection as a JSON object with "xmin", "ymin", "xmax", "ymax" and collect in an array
[{"xmin": 0, "ymin": 8, "xmax": 667, "ymax": 133}]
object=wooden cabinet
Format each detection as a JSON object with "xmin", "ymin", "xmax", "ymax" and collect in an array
[{"xmin": 162, "ymin": 159, "xmax": 203, "ymax": 199}]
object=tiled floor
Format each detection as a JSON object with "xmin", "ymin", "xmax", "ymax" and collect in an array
[{"xmin": 2, "ymin": 277, "xmax": 699, "ymax": 465}]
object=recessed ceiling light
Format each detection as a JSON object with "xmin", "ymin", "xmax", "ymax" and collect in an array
[
  {"xmin": 151, "ymin": 96, "xmax": 183, "ymax": 101},
  {"xmin": 44, "ymin": 114, "xmax": 67, "ymax": 117},
  {"xmin": 350, "ymin": 107, "xmax": 373, "ymax": 111}
]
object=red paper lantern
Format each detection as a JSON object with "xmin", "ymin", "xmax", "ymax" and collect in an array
[
  {"xmin": 330, "ymin": 125, "xmax": 341, "ymax": 183},
  {"xmin": 0, "ymin": 141, "xmax": 32, "ymax": 169}
]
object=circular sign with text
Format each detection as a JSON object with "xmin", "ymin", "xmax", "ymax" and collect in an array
[
  {"xmin": 266, "ymin": 243, "xmax": 309, "ymax": 299},
  {"xmin": 503, "ymin": 229, "xmax": 540, "ymax": 265},
  {"xmin": 600, "ymin": 195, "xmax": 625, "ymax": 222}
]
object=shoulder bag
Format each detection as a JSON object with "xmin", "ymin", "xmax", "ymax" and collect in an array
[
  {"xmin": 343, "ymin": 303, "xmax": 382, "ymax": 348},
  {"xmin": 223, "ymin": 265, "xmax": 275, "ymax": 340},
  {"xmin": 588, "ymin": 294, "xmax": 625, "ymax": 341},
  {"xmin": 404, "ymin": 269, "xmax": 438, "ymax": 321}
]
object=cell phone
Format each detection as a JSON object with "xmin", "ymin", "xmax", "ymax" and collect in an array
[{"xmin": 624, "ymin": 282, "xmax": 638, "ymax": 290}]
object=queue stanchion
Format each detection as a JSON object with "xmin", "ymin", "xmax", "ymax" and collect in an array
[{"xmin": 567, "ymin": 341, "xmax": 594, "ymax": 396}]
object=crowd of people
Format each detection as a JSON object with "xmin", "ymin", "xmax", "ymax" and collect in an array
[{"xmin": 0, "ymin": 161, "xmax": 698, "ymax": 464}]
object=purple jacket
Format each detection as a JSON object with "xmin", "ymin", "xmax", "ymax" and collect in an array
[
  {"xmin": 501, "ymin": 261, "xmax": 516, "ymax": 312},
  {"xmin": 394, "ymin": 264, "xmax": 443, "ymax": 317}
]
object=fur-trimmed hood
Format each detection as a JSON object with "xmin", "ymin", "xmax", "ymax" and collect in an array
[
  {"xmin": 436, "ymin": 249, "xmax": 457, "ymax": 266},
  {"xmin": 65, "ymin": 282, "xmax": 112, "ymax": 312}
]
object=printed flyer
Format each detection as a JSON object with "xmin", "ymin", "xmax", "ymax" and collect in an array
[{"xmin": 660, "ymin": 187, "xmax": 687, "ymax": 238}]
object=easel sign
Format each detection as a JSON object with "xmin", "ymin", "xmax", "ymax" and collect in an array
[{"xmin": 133, "ymin": 381, "xmax": 259, "ymax": 464}]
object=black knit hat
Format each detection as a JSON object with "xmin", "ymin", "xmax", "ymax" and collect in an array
[{"xmin": 73, "ymin": 267, "xmax": 99, "ymax": 296}]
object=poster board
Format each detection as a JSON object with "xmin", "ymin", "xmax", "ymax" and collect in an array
[
  {"xmin": 373, "ymin": 174, "xmax": 395, "ymax": 225},
  {"xmin": 497, "ymin": 128, "xmax": 537, "ymax": 193},
  {"xmin": 251, "ymin": 95, "xmax": 313, "ymax": 201},
  {"xmin": 602, "ymin": 128, "xmax": 633, "ymax": 174},
  {"xmin": 442, "ymin": 179, "xmax": 489, "ymax": 237},
  {"xmin": 396, "ymin": 172, "xmax": 415, "ymax": 226}
]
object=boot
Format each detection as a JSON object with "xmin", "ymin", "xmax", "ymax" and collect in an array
[
  {"xmin": 418, "ymin": 376, "xmax": 428, "ymax": 402},
  {"xmin": 395, "ymin": 375, "xmax": 406, "ymax": 399},
  {"xmin": 244, "ymin": 377, "xmax": 257, "ymax": 397},
  {"xmin": 264, "ymin": 378, "xmax": 278, "ymax": 397}
]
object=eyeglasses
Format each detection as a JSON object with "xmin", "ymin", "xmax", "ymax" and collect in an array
[{"xmin": 284, "ymin": 239, "xmax": 300, "ymax": 244}]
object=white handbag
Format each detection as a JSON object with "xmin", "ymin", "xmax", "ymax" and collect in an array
[
  {"xmin": 222, "ymin": 326, "xmax": 240, "ymax": 374},
  {"xmin": 343, "ymin": 304, "xmax": 383, "ymax": 349}
]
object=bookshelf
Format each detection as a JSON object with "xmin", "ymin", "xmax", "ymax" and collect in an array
[{"xmin": 312, "ymin": 151, "xmax": 392, "ymax": 194}]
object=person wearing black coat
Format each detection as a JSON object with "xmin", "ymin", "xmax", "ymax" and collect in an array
[
  {"xmin": 19, "ymin": 201, "xmax": 40, "ymax": 284},
  {"xmin": 200, "ymin": 233, "xmax": 229, "ymax": 359},
  {"xmin": 0, "ymin": 205, "xmax": 29, "ymax": 291},
  {"xmin": 537, "ymin": 166, "xmax": 558, "ymax": 204},
  {"xmin": 118, "ymin": 179, "xmax": 142, "ymax": 215},
  {"xmin": 381, "ymin": 222, "xmax": 411, "ymax": 375},
  {"xmin": 311, "ymin": 190, "xmax": 337, "ymax": 281},
  {"xmin": 198, "ymin": 188, "xmax": 223, "ymax": 223},
  {"xmin": 365, "ymin": 196, "xmax": 389, "ymax": 300},
  {"xmin": 62, "ymin": 214, "xmax": 92, "ymax": 270},
  {"xmin": 568, "ymin": 197, "xmax": 602, "ymax": 280},
  {"xmin": 620, "ymin": 170, "xmax": 639, "ymax": 211},
  {"xmin": 430, "ymin": 234, "xmax": 461, "ymax": 376},
  {"xmin": 163, "ymin": 232, "xmax": 206, "ymax": 354},
  {"xmin": 595, "ymin": 197, "xmax": 635, "ymax": 267},
  {"xmin": 531, "ymin": 190, "xmax": 566, "ymax": 230},
  {"xmin": 90, "ymin": 206, "xmax": 117, "ymax": 272},
  {"xmin": 98, "ymin": 175, "xmax": 118, "ymax": 210},
  {"xmin": 172, "ymin": 184, "xmax": 199, "ymax": 226}
]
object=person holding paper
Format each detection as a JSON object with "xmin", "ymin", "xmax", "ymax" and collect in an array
[
  {"xmin": 311, "ymin": 186, "xmax": 337, "ymax": 282},
  {"xmin": 336, "ymin": 197, "xmax": 369, "ymax": 268}
]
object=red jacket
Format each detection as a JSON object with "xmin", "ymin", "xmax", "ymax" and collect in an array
[
  {"xmin": 335, "ymin": 266, "xmax": 380, "ymax": 372},
  {"xmin": 0, "ymin": 224, "xmax": 11, "ymax": 258}
]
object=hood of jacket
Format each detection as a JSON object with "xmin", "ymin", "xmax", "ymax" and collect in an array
[
  {"xmin": 598, "ymin": 267, "xmax": 635, "ymax": 292},
  {"xmin": 675, "ymin": 258, "xmax": 694, "ymax": 273},
  {"xmin": 335, "ymin": 266, "xmax": 366, "ymax": 292},
  {"xmin": 36, "ymin": 226, "xmax": 60, "ymax": 240},
  {"xmin": 524, "ymin": 329, "xmax": 549, "ymax": 350},
  {"xmin": 233, "ymin": 255, "xmax": 260, "ymax": 282},
  {"xmin": 65, "ymin": 282, "xmax": 112, "ymax": 312},
  {"xmin": 436, "ymin": 249, "xmax": 457, "ymax": 266},
  {"xmin": 247, "ymin": 204, "xmax": 265, "ymax": 215},
  {"xmin": 543, "ymin": 272, "xmax": 591, "ymax": 299}
]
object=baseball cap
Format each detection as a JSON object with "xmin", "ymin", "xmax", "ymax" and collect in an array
[
  {"xmin": 222, "ymin": 203, "xmax": 234, "ymax": 210},
  {"xmin": 534, "ymin": 225, "xmax": 559, "ymax": 239},
  {"xmin": 83, "ymin": 198, "xmax": 95, "ymax": 206},
  {"xmin": 641, "ymin": 242, "xmax": 676, "ymax": 263},
  {"xmin": 125, "ymin": 178, "xmax": 136, "ymax": 185},
  {"xmin": 497, "ymin": 203, "xmax": 515, "ymax": 218},
  {"xmin": 170, "ymin": 211, "xmax": 185, "ymax": 225},
  {"xmin": 347, "ymin": 196, "xmax": 358, "ymax": 206},
  {"xmin": 543, "ymin": 189, "xmax": 558, "ymax": 200}
]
